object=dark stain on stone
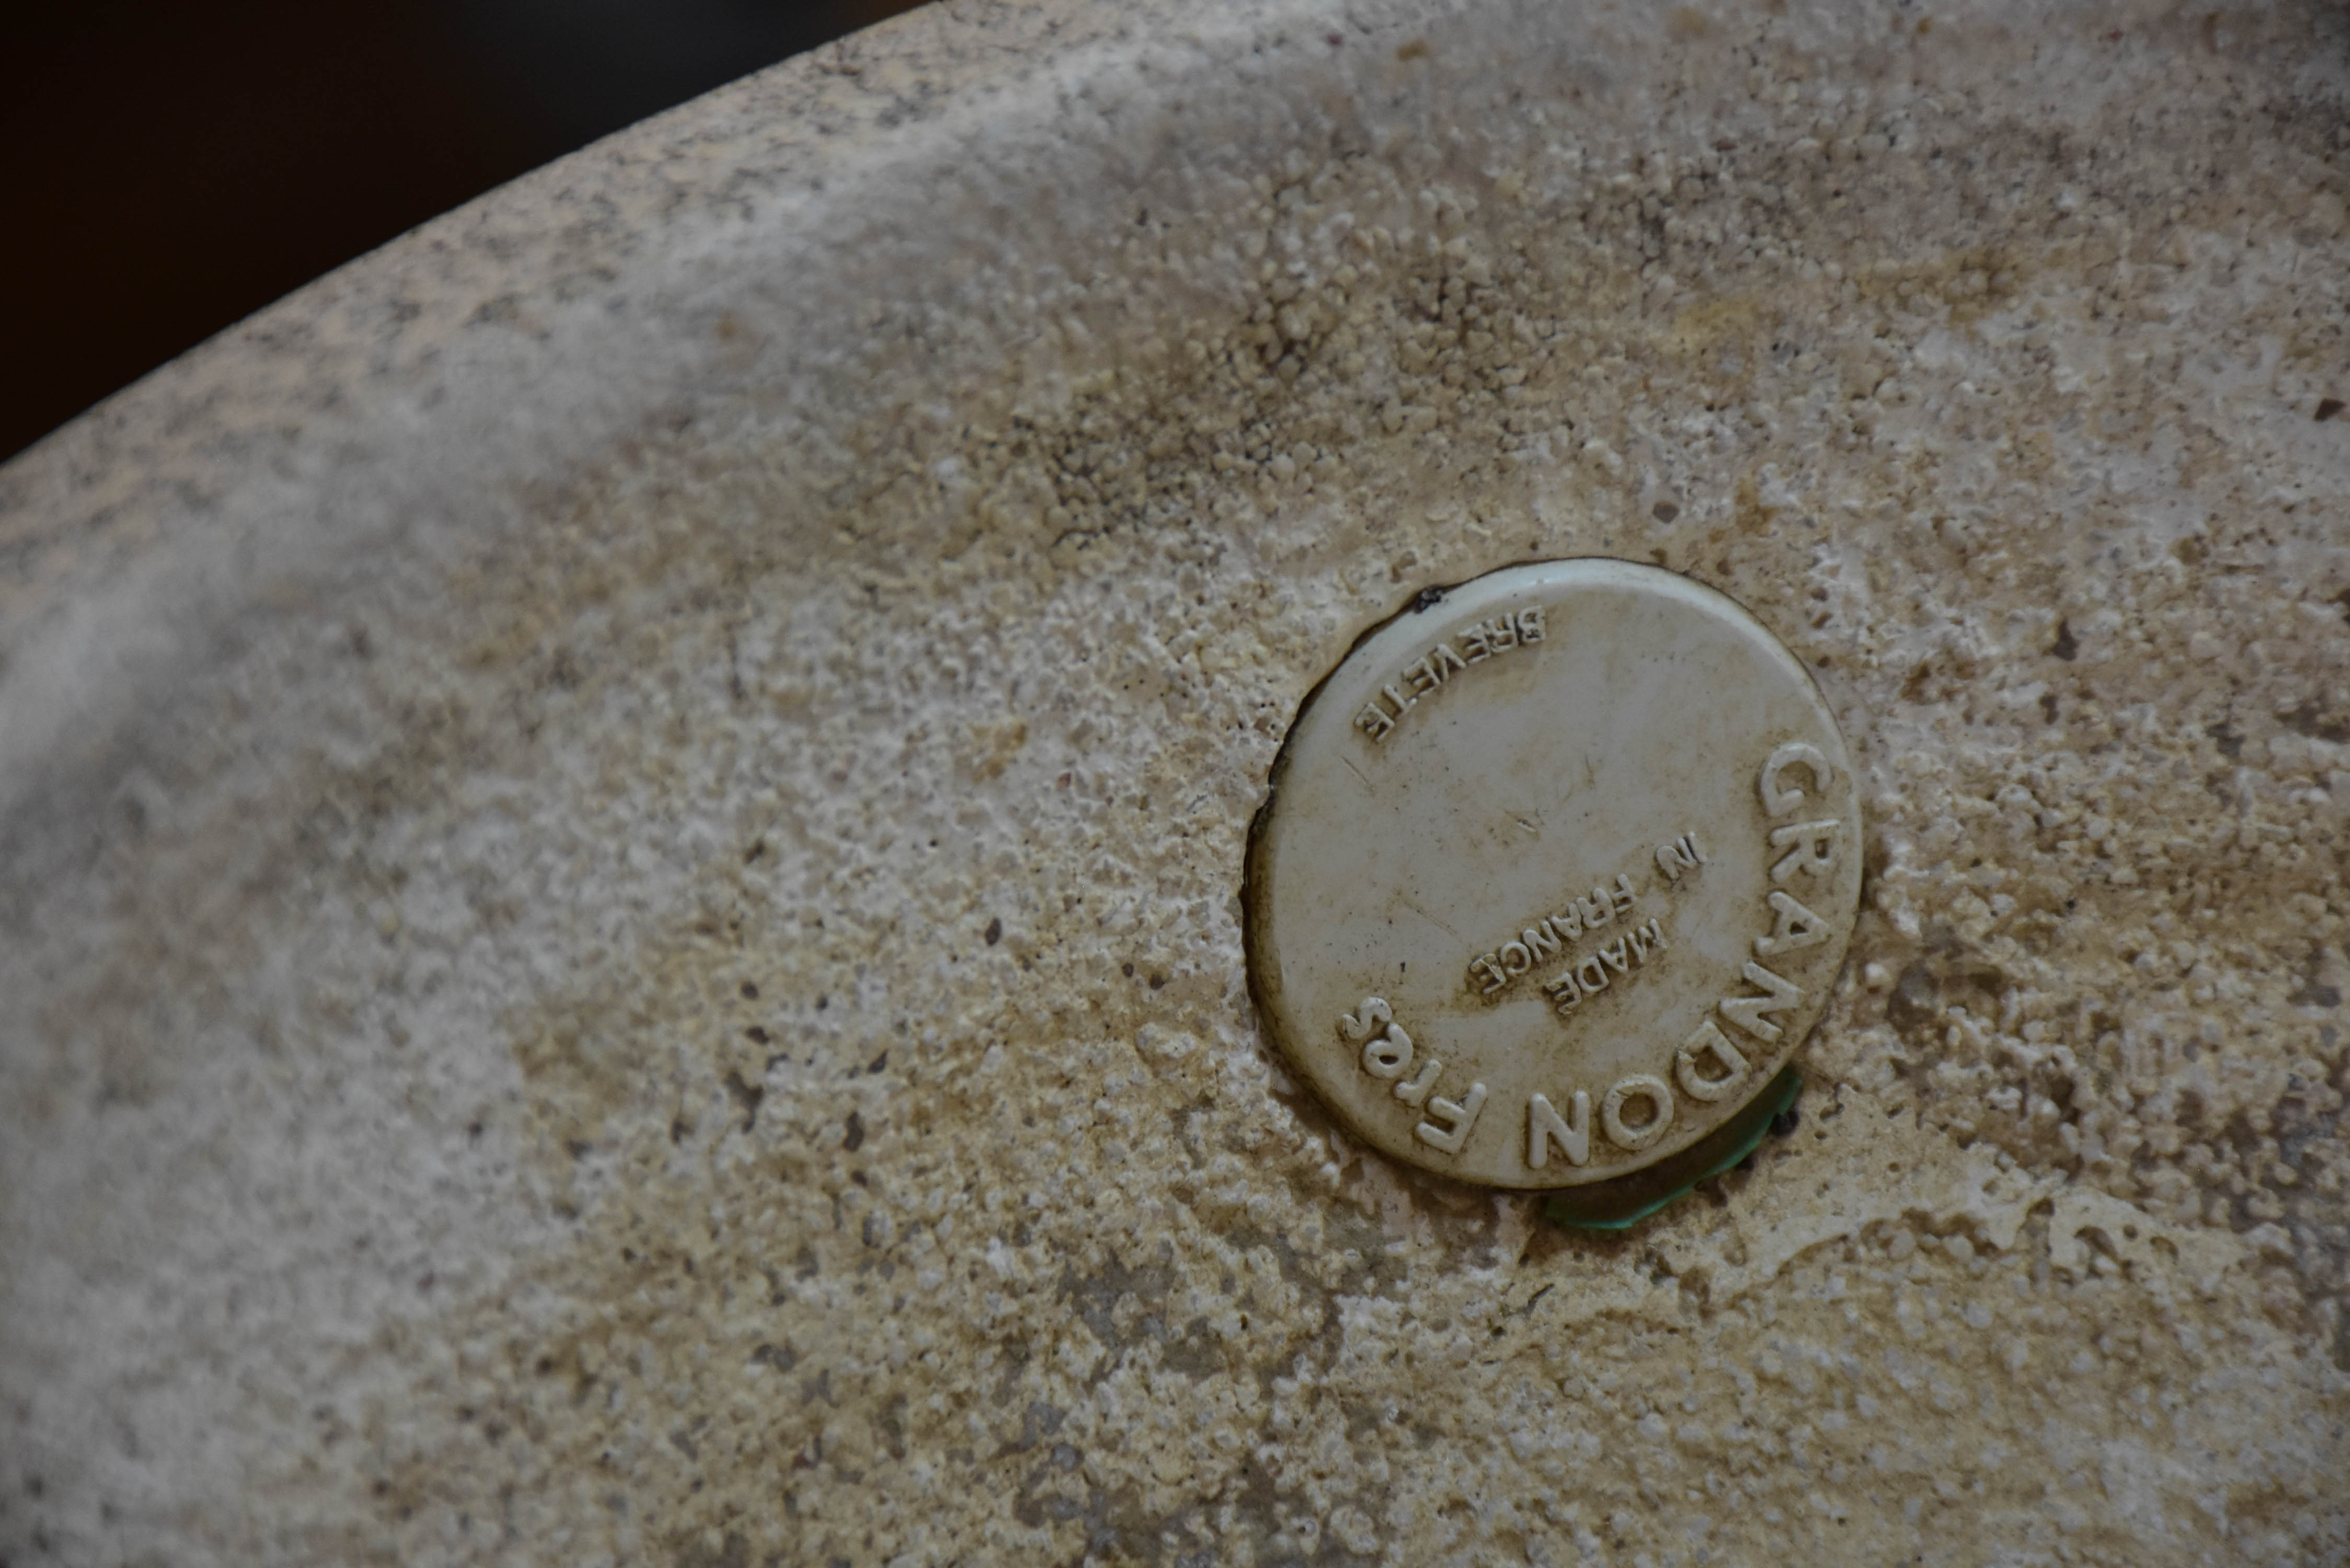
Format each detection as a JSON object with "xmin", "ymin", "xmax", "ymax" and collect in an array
[
  {"xmin": 1885, "ymin": 945, "xmax": 2009, "ymax": 1040},
  {"xmin": 985, "ymin": 916, "xmax": 1003, "ymax": 945},
  {"xmin": 1058, "ymin": 1247, "xmax": 1179, "ymax": 1352},
  {"xmin": 1006, "ymin": 1475, "xmax": 1264, "ymax": 1567},
  {"xmin": 1012, "ymin": 1399, "xmax": 1066, "ymax": 1452},
  {"xmin": 1885, "ymin": 960, "xmax": 1941, "ymax": 1035},
  {"xmin": 2278, "ymin": 699, "xmax": 2350, "ymax": 744},
  {"xmin": 2317, "ymin": 396, "xmax": 2344, "ymax": 421},
  {"xmin": 843, "ymin": 1110, "xmax": 866, "ymax": 1151},
  {"xmin": 2205, "ymin": 720, "xmax": 2243, "ymax": 759},
  {"xmin": 2050, "ymin": 617, "xmax": 2077, "ymax": 660},
  {"xmin": 722, "ymin": 1070, "xmax": 763, "ymax": 1132},
  {"xmin": 1155, "ymin": 1318, "xmax": 1225, "ymax": 1378},
  {"xmin": 2288, "ymin": 944, "xmax": 2342, "ymax": 1009},
  {"xmin": 671, "ymin": 1528, "xmax": 750, "ymax": 1568}
]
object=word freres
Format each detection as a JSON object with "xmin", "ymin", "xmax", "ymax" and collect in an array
[
  {"xmin": 1352, "ymin": 606, "xmax": 1547, "ymax": 743},
  {"xmin": 1468, "ymin": 874, "xmax": 1637, "ymax": 996},
  {"xmin": 1337, "ymin": 997, "xmax": 1487, "ymax": 1154}
]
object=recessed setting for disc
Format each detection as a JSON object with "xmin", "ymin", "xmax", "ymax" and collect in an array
[{"xmin": 1245, "ymin": 559, "xmax": 1861, "ymax": 1192}]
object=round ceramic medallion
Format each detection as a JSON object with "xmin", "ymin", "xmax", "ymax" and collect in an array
[{"xmin": 1245, "ymin": 558, "xmax": 1861, "ymax": 1189}]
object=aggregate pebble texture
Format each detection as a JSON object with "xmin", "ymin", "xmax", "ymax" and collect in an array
[{"xmin": 2, "ymin": 0, "xmax": 2347, "ymax": 1563}]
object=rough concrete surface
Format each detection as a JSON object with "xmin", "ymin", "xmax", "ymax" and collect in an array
[{"xmin": 1, "ymin": 0, "xmax": 2346, "ymax": 1562}]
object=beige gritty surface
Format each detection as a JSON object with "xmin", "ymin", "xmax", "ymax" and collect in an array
[{"xmin": 1, "ymin": 0, "xmax": 2346, "ymax": 1563}]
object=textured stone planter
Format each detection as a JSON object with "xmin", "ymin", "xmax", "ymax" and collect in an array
[{"xmin": 2, "ymin": 0, "xmax": 2345, "ymax": 1562}]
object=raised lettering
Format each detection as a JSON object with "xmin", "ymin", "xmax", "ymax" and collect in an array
[
  {"xmin": 1394, "ymin": 1057, "xmax": 1443, "ymax": 1107},
  {"xmin": 1342, "ymin": 997, "xmax": 1417, "ymax": 1080},
  {"xmin": 1358, "ymin": 606, "xmax": 1547, "ymax": 741},
  {"xmin": 1608, "ymin": 873, "xmax": 1636, "ymax": 916},
  {"xmin": 1416, "ymin": 1081, "xmax": 1488, "ymax": 1154},
  {"xmin": 1674, "ymin": 1020, "xmax": 1750, "ymax": 1101},
  {"xmin": 1599, "ymin": 937, "xmax": 1630, "ymax": 975},
  {"xmin": 1469, "ymin": 860, "xmax": 1660, "ymax": 1005},
  {"xmin": 1753, "ymin": 889, "xmax": 1829, "ymax": 958},
  {"xmin": 1758, "ymin": 742, "xmax": 1833, "ymax": 817},
  {"xmin": 1719, "ymin": 961, "xmax": 1803, "ymax": 1043},
  {"xmin": 1768, "ymin": 819, "xmax": 1840, "ymax": 883},
  {"xmin": 1526, "ymin": 1090, "xmax": 1592, "ymax": 1169},
  {"xmin": 1656, "ymin": 831, "xmax": 1704, "ymax": 880},
  {"xmin": 1361, "ymin": 1022, "xmax": 1414, "ymax": 1078},
  {"xmin": 1602, "ymin": 1074, "xmax": 1675, "ymax": 1150}
]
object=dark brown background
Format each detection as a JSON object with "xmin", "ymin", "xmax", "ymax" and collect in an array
[{"xmin": 2, "ymin": 0, "xmax": 920, "ymax": 463}]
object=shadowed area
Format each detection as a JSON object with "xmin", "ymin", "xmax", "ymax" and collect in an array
[{"xmin": 0, "ymin": 0, "xmax": 919, "ymax": 463}]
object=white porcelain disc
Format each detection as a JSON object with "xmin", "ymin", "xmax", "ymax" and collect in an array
[{"xmin": 1247, "ymin": 558, "xmax": 1862, "ymax": 1189}]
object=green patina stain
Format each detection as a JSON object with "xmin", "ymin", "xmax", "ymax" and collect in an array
[{"xmin": 1543, "ymin": 1068, "xmax": 1802, "ymax": 1232}]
